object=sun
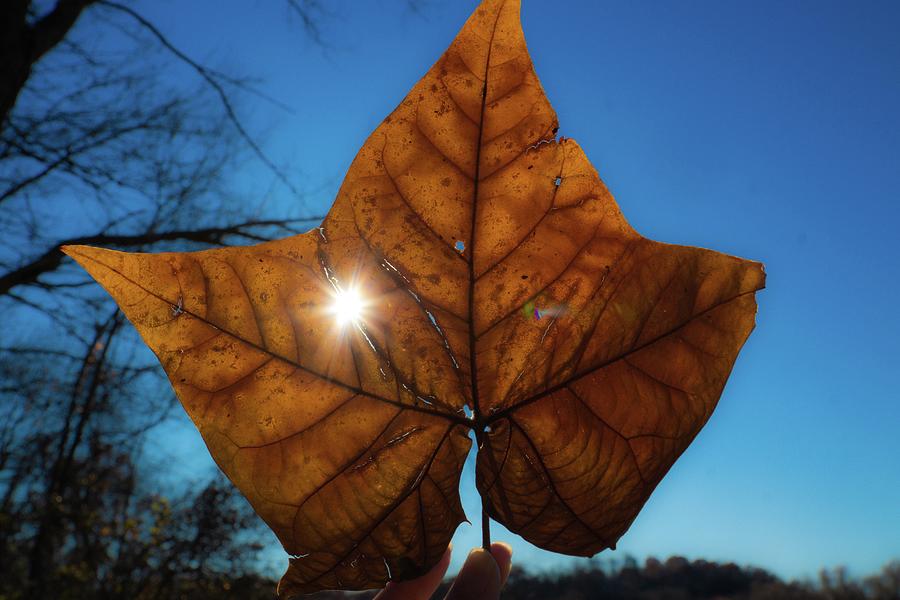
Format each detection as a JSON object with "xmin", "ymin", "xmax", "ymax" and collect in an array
[{"xmin": 330, "ymin": 286, "xmax": 365, "ymax": 327}]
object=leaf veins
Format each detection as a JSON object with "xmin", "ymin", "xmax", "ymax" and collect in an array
[{"xmin": 64, "ymin": 0, "xmax": 764, "ymax": 596}]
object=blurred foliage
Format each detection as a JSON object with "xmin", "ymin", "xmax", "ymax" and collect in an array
[
  {"xmin": 307, "ymin": 557, "xmax": 900, "ymax": 600},
  {"xmin": 0, "ymin": 327, "xmax": 272, "ymax": 599},
  {"xmin": 480, "ymin": 556, "xmax": 900, "ymax": 600}
]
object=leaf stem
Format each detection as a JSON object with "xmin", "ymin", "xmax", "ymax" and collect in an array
[{"xmin": 482, "ymin": 508, "xmax": 491, "ymax": 550}]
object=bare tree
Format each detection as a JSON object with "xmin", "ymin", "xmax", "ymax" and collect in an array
[
  {"xmin": 0, "ymin": 1, "xmax": 329, "ymax": 597},
  {"xmin": 1, "ymin": 0, "xmax": 324, "ymax": 304},
  {"xmin": 0, "ymin": 315, "xmax": 277, "ymax": 598}
]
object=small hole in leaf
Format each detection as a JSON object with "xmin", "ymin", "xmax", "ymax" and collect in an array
[
  {"xmin": 554, "ymin": 176, "xmax": 562, "ymax": 187},
  {"xmin": 521, "ymin": 274, "xmax": 528, "ymax": 279},
  {"xmin": 454, "ymin": 240, "xmax": 465, "ymax": 252}
]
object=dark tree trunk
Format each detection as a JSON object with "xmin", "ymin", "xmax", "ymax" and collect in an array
[{"xmin": 1, "ymin": 0, "xmax": 96, "ymax": 126}]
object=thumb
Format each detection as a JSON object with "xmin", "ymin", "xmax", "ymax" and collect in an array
[{"xmin": 444, "ymin": 548, "xmax": 502, "ymax": 600}]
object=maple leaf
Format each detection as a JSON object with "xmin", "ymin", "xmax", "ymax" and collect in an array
[{"xmin": 63, "ymin": 0, "xmax": 765, "ymax": 596}]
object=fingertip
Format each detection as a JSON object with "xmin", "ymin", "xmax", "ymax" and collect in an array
[
  {"xmin": 437, "ymin": 543, "xmax": 453, "ymax": 569},
  {"xmin": 464, "ymin": 548, "xmax": 500, "ymax": 578},
  {"xmin": 445, "ymin": 548, "xmax": 501, "ymax": 599},
  {"xmin": 489, "ymin": 542, "xmax": 513, "ymax": 586}
]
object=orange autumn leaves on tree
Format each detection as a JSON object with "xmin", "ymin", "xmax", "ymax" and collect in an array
[{"xmin": 64, "ymin": 0, "xmax": 764, "ymax": 596}]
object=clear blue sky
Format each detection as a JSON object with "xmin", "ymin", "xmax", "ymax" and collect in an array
[{"xmin": 109, "ymin": 0, "xmax": 899, "ymax": 582}]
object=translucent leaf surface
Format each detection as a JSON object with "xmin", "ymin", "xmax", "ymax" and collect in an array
[{"xmin": 64, "ymin": 0, "xmax": 764, "ymax": 595}]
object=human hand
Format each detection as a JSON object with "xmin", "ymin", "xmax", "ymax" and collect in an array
[{"xmin": 373, "ymin": 543, "xmax": 512, "ymax": 600}]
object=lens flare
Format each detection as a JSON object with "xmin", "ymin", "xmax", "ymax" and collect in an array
[{"xmin": 331, "ymin": 287, "xmax": 365, "ymax": 326}]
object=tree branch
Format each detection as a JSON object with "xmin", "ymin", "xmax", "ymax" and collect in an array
[
  {"xmin": 0, "ymin": 217, "xmax": 323, "ymax": 295},
  {"xmin": 96, "ymin": 1, "xmax": 304, "ymax": 200},
  {"xmin": 30, "ymin": 0, "xmax": 97, "ymax": 63},
  {"xmin": 1, "ymin": 0, "xmax": 97, "ymax": 125}
]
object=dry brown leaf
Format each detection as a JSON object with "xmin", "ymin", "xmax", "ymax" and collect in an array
[{"xmin": 63, "ymin": 0, "xmax": 765, "ymax": 595}]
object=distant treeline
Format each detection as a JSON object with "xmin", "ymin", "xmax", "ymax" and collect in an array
[
  {"xmin": 305, "ymin": 556, "xmax": 900, "ymax": 600},
  {"xmin": 486, "ymin": 556, "xmax": 900, "ymax": 600}
]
